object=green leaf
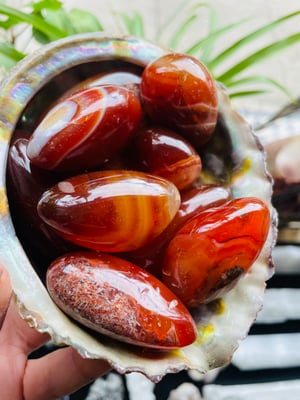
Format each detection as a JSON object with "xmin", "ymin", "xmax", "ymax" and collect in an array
[
  {"xmin": 0, "ymin": 41, "xmax": 26, "ymax": 69},
  {"xmin": 0, "ymin": 53, "xmax": 18, "ymax": 69},
  {"xmin": 168, "ymin": 2, "xmax": 214, "ymax": 50},
  {"xmin": 0, "ymin": 14, "xmax": 19, "ymax": 29},
  {"xmin": 229, "ymin": 89, "xmax": 270, "ymax": 98},
  {"xmin": 29, "ymin": 0, "xmax": 63, "ymax": 12},
  {"xmin": 132, "ymin": 12, "xmax": 144, "ymax": 37},
  {"xmin": 209, "ymin": 10, "xmax": 300, "ymax": 70},
  {"xmin": 117, "ymin": 12, "xmax": 131, "ymax": 33},
  {"xmin": 217, "ymin": 32, "xmax": 300, "ymax": 84},
  {"xmin": 0, "ymin": 3, "xmax": 67, "ymax": 40},
  {"xmin": 185, "ymin": 19, "xmax": 248, "ymax": 60},
  {"xmin": 192, "ymin": 2, "xmax": 218, "ymax": 62},
  {"xmin": 36, "ymin": 7, "xmax": 76, "ymax": 36},
  {"xmin": 68, "ymin": 8, "xmax": 103, "ymax": 33},
  {"xmin": 169, "ymin": 14, "xmax": 198, "ymax": 49},
  {"xmin": 0, "ymin": 41, "xmax": 26, "ymax": 60},
  {"xmin": 118, "ymin": 12, "xmax": 144, "ymax": 37},
  {"xmin": 225, "ymin": 75, "xmax": 294, "ymax": 101},
  {"xmin": 155, "ymin": 0, "xmax": 193, "ymax": 41}
]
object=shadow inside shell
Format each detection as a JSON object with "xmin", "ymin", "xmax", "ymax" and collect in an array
[
  {"xmin": 17, "ymin": 60, "xmax": 143, "ymax": 133},
  {"xmin": 6, "ymin": 59, "xmax": 238, "ymax": 285},
  {"xmin": 5, "ymin": 59, "xmax": 243, "ymax": 352}
]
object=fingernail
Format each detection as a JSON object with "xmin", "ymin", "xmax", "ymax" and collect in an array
[{"xmin": 0, "ymin": 265, "xmax": 9, "ymax": 329}]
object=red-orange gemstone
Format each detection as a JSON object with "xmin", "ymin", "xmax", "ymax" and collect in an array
[
  {"xmin": 6, "ymin": 138, "xmax": 78, "ymax": 272},
  {"xmin": 140, "ymin": 53, "xmax": 218, "ymax": 146},
  {"xmin": 129, "ymin": 127, "xmax": 202, "ymax": 190},
  {"xmin": 123, "ymin": 184, "xmax": 231, "ymax": 277},
  {"xmin": 27, "ymin": 85, "xmax": 142, "ymax": 171},
  {"xmin": 162, "ymin": 197, "xmax": 270, "ymax": 307},
  {"xmin": 37, "ymin": 170, "xmax": 180, "ymax": 253},
  {"xmin": 46, "ymin": 251, "xmax": 197, "ymax": 349}
]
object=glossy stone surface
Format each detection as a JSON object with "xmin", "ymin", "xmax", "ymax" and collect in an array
[
  {"xmin": 162, "ymin": 197, "xmax": 271, "ymax": 307},
  {"xmin": 37, "ymin": 170, "xmax": 181, "ymax": 252},
  {"xmin": 27, "ymin": 85, "xmax": 142, "ymax": 172},
  {"xmin": 0, "ymin": 35, "xmax": 276, "ymax": 382},
  {"xmin": 6, "ymin": 138, "xmax": 78, "ymax": 277},
  {"xmin": 63, "ymin": 70, "xmax": 142, "ymax": 95},
  {"xmin": 123, "ymin": 184, "xmax": 231, "ymax": 277},
  {"xmin": 46, "ymin": 251, "xmax": 197, "ymax": 349},
  {"xmin": 129, "ymin": 127, "xmax": 202, "ymax": 190},
  {"xmin": 140, "ymin": 53, "xmax": 218, "ymax": 146}
]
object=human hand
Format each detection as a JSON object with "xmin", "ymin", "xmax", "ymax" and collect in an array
[{"xmin": 0, "ymin": 263, "xmax": 111, "ymax": 400}]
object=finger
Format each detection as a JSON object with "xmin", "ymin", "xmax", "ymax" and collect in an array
[
  {"xmin": 0, "ymin": 264, "xmax": 12, "ymax": 329},
  {"xmin": 0, "ymin": 263, "xmax": 50, "ymax": 353},
  {"xmin": 1, "ymin": 296, "xmax": 50, "ymax": 354},
  {"xmin": 24, "ymin": 346, "xmax": 111, "ymax": 400}
]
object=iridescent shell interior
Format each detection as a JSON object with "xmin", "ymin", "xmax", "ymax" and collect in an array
[{"xmin": 0, "ymin": 34, "xmax": 277, "ymax": 382}]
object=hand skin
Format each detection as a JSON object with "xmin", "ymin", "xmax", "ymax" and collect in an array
[{"xmin": 0, "ymin": 264, "xmax": 111, "ymax": 400}]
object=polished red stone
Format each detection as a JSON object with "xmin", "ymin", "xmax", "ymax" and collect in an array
[
  {"xmin": 123, "ymin": 184, "xmax": 231, "ymax": 277},
  {"xmin": 140, "ymin": 53, "xmax": 218, "ymax": 146},
  {"xmin": 46, "ymin": 251, "xmax": 197, "ymax": 349},
  {"xmin": 37, "ymin": 170, "xmax": 180, "ymax": 253},
  {"xmin": 27, "ymin": 85, "xmax": 142, "ymax": 172},
  {"xmin": 129, "ymin": 126, "xmax": 202, "ymax": 190},
  {"xmin": 162, "ymin": 197, "xmax": 270, "ymax": 306},
  {"xmin": 6, "ymin": 138, "xmax": 78, "ymax": 274}
]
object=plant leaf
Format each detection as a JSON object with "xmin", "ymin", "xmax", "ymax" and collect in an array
[
  {"xmin": 256, "ymin": 99, "xmax": 300, "ymax": 129},
  {"xmin": 29, "ymin": 0, "xmax": 63, "ymax": 12},
  {"xmin": 0, "ymin": 14, "xmax": 19, "ymax": 29},
  {"xmin": 217, "ymin": 32, "xmax": 300, "ymax": 84},
  {"xmin": 36, "ymin": 7, "xmax": 76, "ymax": 36},
  {"xmin": 68, "ymin": 8, "xmax": 103, "ymax": 33},
  {"xmin": 118, "ymin": 12, "xmax": 144, "ymax": 36},
  {"xmin": 185, "ymin": 19, "xmax": 248, "ymax": 60},
  {"xmin": 169, "ymin": 14, "xmax": 198, "ymax": 49},
  {"xmin": 168, "ymin": 2, "xmax": 214, "ymax": 50},
  {"xmin": 131, "ymin": 12, "xmax": 144, "ymax": 37},
  {"xmin": 209, "ymin": 10, "xmax": 300, "ymax": 70},
  {"xmin": 194, "ymin": 2, "xmax": 218, "ymax": 62},
  {"xmin": 0, "ymin": 41, "xmax": 26, "ymax": 69},
  {"xmin": 225, "ymin": 75, "xmax": 294, "ymax": 100},
  {"xmin": 0, "ymin": 41, "xmax": 26, "ymax": 60},
  {"xmin": 229, "ymin": 89, "xmax": 270, "ymax": 98},
  {"xmin": 155, "ymin": 0, "xmax": 195, "ymax": 41},
  {"xmin": 0, "ymin": 3, "xmax": 67, "ymax": 40}
]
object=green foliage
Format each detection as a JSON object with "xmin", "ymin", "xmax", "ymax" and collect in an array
[
  {"xmin": 0, "ymin": 0, "xmax": 299, "ymax": 100},
  {"xmin": 116, "ymin": 4, "xmax": 300, "ymax": 100},
  {"xmin": 0, "ymin": 0, "xmax": 103, "ymax": 64}
]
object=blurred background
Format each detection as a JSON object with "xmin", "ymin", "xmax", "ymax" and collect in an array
[{"xmin": 60, "ymin": 0, "xmax": 300, "ymax": 114}]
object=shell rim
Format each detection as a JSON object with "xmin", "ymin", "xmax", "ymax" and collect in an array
[{"xmin": 0, "ymin": 33, "xmax": 277, "ymax": 382}]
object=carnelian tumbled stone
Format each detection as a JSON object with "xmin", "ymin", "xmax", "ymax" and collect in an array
[
  {"xmin": 27, "ymin": 85, "xmax": 142, "ymax": 172},
  {"xmin": 123, "ymin": 184, "xmax": 231, "ymax": 277},
  {"xmin": 6, "ymin": 138, "xmax": 79, "ymax": 274},
  {"xmin": 37, "ymin": 170, "xmax": 180, "ymax": 253},
  {"xmin": 140, "ymin": 53, "xmax": 218, "ymax": 146},
  {"xmin": 46, "ymin": 251, "xmax": 197, "ymax": 349},
  {"xmin": 162, "ymin": 197, "xmax": 270, "ymax": 307},
  {"xmin": 129, "ymin": 127, "xmax": 202, "ymax": 190}
]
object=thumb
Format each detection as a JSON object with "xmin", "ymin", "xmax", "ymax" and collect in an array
[{"xmin": 0, "ymin": 263, "xmax": 12, "ymax": 329}]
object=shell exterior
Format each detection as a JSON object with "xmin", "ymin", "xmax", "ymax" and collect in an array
[{"xmin": 0, "ymin": 34, "xmax": 277, "ymax": 382}]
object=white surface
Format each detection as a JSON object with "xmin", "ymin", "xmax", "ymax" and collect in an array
[
  {"xmin": 232, "ymin": 333, "xmax": 300, "ymax": 370},
  {"xmin": 203, "ymin": 380, "xmax": 300, "ymax": 399},
  {"xmin": 257, "ymin": 288, "xmax": 300, "ymax": 323}
]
